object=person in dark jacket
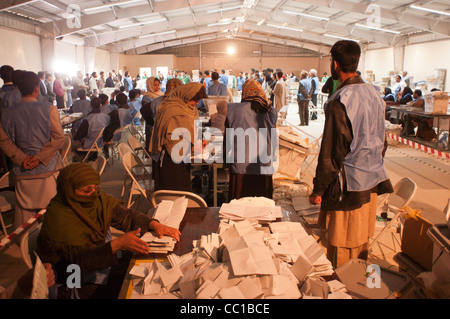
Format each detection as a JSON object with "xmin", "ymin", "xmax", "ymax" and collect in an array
[{"xmin": 309, "ymin": 40, "xmax": 393, "ymax": 269}]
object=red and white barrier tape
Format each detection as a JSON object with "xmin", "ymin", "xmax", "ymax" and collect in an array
[
  {"xmin": 386, "ymin": 132, "xmax": 450, "ymax": 160},
  {"xmin": 0, "ymin": 209, "xmax": 46, "ymax": 250}
]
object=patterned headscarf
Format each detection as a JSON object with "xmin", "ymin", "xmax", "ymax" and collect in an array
[{"xmin": 241, "ymin": 78, "xmax": 271, "ymax": 112}]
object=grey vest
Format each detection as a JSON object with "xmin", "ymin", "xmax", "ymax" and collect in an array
[
  {"xmin": 332, "ymin": 83, "xmax": 389, "ymax": 191},
  {"xmin": 226, "ymin": 102, "xmax": 278, "ymax": 175},
  {"xmin": 84, "ymin": 112, "xmax": 110, "ymax": 149},
  {"xmin": 1, "ymin": 101, "xmax": 61, "ymax": 177}
]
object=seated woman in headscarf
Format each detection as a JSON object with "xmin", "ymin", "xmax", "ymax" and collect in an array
[
  {"xmin": 37, "ymin": 163, "xmax": 180, "ymax": 299},
  {"xmin": 396, "ymin": 86, "xmax": 414, "ymax": 104},
  {"xmin": 149, "ymin": 82, "xmax": 207, "ymax": 192},
  {"xmin": 211, "ymin": 79, "xmax": 278, "ymax": 200},
  {"xmin": 382, "ymin": 87, "xmax": 395, "ymax": 101},
  {"xmin": 142, "ymin": 76, "xmax": 164, "ymax": 106},
  {"xmin": 140, "ymin": 78, "xmax": 183, "ymax": 153}
]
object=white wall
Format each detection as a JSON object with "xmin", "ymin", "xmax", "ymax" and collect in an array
[
  {"xmin": 94, "ymin": 48, "xmax": 111, "ymax": 75},
  {"xmin": 0, "ymin": 27, "xmax": 42, "ymax": 72},
  {"xmin": 364, "ymin": 39, "xmax": 450, "ymax": 91},
  {"xmin": 403, "ymin": 39, "xmax": 450, "ymax": 91},
  {"xmin": 364, "ymin": 47, "xmax": 394, "ymax": 83}
]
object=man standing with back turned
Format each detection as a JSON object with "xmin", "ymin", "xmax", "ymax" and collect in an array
[
  {"xmin": 0, "ymin": 71, "xmax": 64, "ymax": 227},
  {"xmin": 309, "ymin": 40, "xmax": 393, "ymax": 269}
]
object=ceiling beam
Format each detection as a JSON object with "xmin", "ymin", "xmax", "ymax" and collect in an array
[
  {"xmin": 251, "ymin": 8, "xmax": 395, "ymax": 45},
  {"xmin": 39, "ymin": 0, "xmax": 228, "ymax": 38},
  {"xmin": 0, "ymin": 0, "xmax": 39, "ymax": 11},
  {"xmin": 84, "ymin": 8, "xmax": 242, "ymax": 47},
  {"xmin": 118, "ymin": 23, "xmax": 332, "ymax": 55},
  {"xmin": 292, "ymin": 0, "xmax": 450, "ymax": 37}
]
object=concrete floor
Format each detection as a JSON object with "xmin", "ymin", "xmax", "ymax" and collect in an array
[{"xmin": 0, "ymin": 100, "xmax": 448, "ymax": 299}]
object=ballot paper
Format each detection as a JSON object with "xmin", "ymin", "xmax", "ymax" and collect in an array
[
  {"xmin": 225, "ymin": 233, "xmax": 278, "ymax": 276},
  {"xmin": 219, "ymin": 203, "xmax": 282, "ymax": 222},
  {"xmin": 31, "ymin": 252, "xmax": 49, "ymax": 299},
  {"xmin": 291, "ymin": 196, "xmax": 320, "ymax": 216},
  {"xmin": 152, "ymin": 197, "xmax": 188, "ymax": 229},
  {"xmin": 141, "ymin": 197, "xmax": 188, "ymax": 253}
]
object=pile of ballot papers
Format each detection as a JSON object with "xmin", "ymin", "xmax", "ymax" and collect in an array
[
  {"xmin": 127, "ymin": 218, "xmax": 347, "ymax": 299},
  {"xmin": 140, "ymin": 197, "xmax": 188, "ymax": 254},
  {"xmin": 218, "ymin": 197, "xmax": 283, "ymax": 222}
]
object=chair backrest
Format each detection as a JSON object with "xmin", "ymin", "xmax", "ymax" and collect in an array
[
  {"xmin": 91, "ymin": 155, "xmax": 107, "ymax": 175},
  {"xmin": 20, "ymin": 220, "xmax": 43, "ymax": 269},
  {"xmin": 127, "ymin": 135, "xmax": 151, "ymax": 158},
  {"xmin": 122, "ymin": 152, "xmax": 150, "ymax": 196},
  {"xmin": 0, "ymin": 171, "xmax": 12, "ymax": 190},
  {"xmin": 391, "ymin": 177, "xmax": 417, "ymax": 209},
  {"xmin": 151, "ymin": 190, "xmax": 207, "ymax": 208},
  {"xmin": 128, "ymin": 125, "xmax": 139, "ymax": 136},
  {"xmin": 118, "ymin": 142, "xmax": 133, "ymax": 158},
  {"xmin": 60, "ymin": 135, "xmax": 71, "ymax": 164}
]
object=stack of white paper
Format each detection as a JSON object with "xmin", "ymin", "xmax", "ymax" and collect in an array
[
  {"xmin": 141, "ymin": 197, "xmax": 188, "ymax": 253},
  {"xmin": 219, "ymin": 202, "xmax": 283, "ymax": 222},
  {"xmin": 269, "ymin": 221, "xmax": 334, "ymax": 278},
  {"xmin": 128, "ymin": 218, "xmax": 338, "ymax": 300}
]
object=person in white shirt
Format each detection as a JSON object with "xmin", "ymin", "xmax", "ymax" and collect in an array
[
  {"xmin": 89, "ymin": 72, "xmax": 99, "ymax": 96},
  {"xmin": 272, "ymin": 71, "xmax": 287, "ymax": 112},
  {"xmin": 391, "ymin": 74, "xmax": 406, "ymax": 99}
]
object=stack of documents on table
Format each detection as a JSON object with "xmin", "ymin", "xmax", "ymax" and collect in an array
[
  {"xmin": 219, "ymin": 197, "xmax": 283, "ymax": 222},
  {"xmin": 269, "ymin": 222, "xmax": 333, "ymax": 278},
  {"xmin": 140, "ymin": 197, "xmax": 188, "ymax": 253},
  {"xmin": 128, "ymin": 218, "xmax": 338, "ymax": 299},
  {"xmin": 291, "ymin": 196, "xmax": 321, "ymax": 225}
]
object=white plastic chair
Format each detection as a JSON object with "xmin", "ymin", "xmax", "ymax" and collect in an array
[
  {"xmin": 77, "ymin": 127, "xmax": 105, "ymax": 162},
  {"xmin": 0, "ymin": 172, "xmax": 15, "ymax": 237},
  {"xmin": 369, "ymin": 177, "xmax": 418, "ymax": 251},
  {"xmin": 91, "ymin": 155, "xmax": 107, "ymax": 176},
  {"xmin": 151, "ymin": 190, "xmax": 207, "ymax": 208},
  {"xmin": 121, "ymin": 152, "xmax": 153, "ymax": 209},
  {"xmin": 20, "ymin": 218, "xmax": 43, "ymax": 269}
]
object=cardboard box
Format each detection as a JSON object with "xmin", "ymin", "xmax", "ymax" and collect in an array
[
  {"xmin": 424, "ymin": 91, "xmax": 449, "ymax": 114},
  {"xmin": 401, "ymin": 208, "xmax": 434, "ymax": 270}
]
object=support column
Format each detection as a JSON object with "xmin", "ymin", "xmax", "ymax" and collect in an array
[{"xmin": 40, "ymin": 37, "xmax": 55, "ymax": 73}]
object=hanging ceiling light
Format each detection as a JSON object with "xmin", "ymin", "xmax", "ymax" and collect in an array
[
  {"xmin": 139, "ymin": 30, "xmax": 176, "ymax": 39},
  {"xmin": 324, "ymin": 34, "xmax": 359, "ymax": 42},
  {"xmin": 283, "ymin": 10, "xmax": 329, "ymax": 21},
  {"xmin": 355, "ymin": 23, "xmax": 400, "ymax": 35},
  {"xmin": 409, "ymin": 4, "xmax": 450, "ymax": 16}
]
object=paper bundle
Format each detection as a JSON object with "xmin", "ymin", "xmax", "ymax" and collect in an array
[
  {"xmin": 141, "ymin": 197, "xmax": 188, "ymax": 253},
  {"xmin": 219, "ymin": 197, "xmax": 283, "ymax": 222}
]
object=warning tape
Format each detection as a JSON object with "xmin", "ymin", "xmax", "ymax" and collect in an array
[
  {"xmin": 0, "ymin": 209, "xmax": 46, "ymax": 251},
  {"xmin": 386, "ymin": 132, "xmax": 450, "ymax": 160}
]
